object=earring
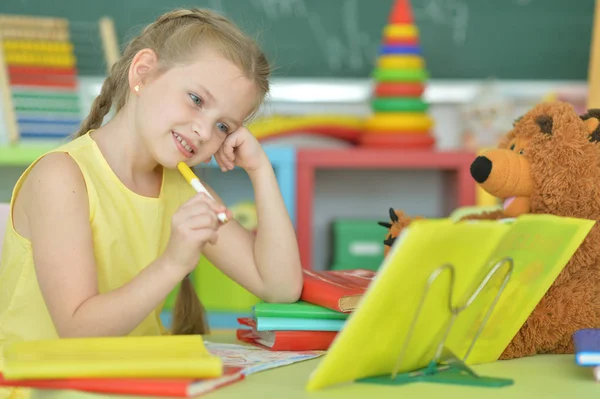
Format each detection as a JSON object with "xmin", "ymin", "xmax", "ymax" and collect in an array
[{"xmin": 134, "ymin": 85, "xmax": 140, "ymax": 92}]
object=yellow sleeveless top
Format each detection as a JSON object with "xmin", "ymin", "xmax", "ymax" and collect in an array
[{"xmin": 0, "ymin": 132, "xmax": 196, "ymax": 399}]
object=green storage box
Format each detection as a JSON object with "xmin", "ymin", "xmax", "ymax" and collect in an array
[
  {"xmin": 194, "ymin": 256, "xmax": 260, "ymax": 312},
  {"xmin": 329, "ymin": 219, "xmax": 386, "ymax": 271}
]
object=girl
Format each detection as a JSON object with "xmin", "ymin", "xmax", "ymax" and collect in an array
[{"xmin": 0, "ymin": 6, "xmax": 303, "ymax": 371}]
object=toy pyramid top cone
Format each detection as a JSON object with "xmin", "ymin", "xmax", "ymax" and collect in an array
[
  {"xmin": 360, "ymin": 0, "xmax": 436, "ymax": 150},
  {"xmin": 389, "ymin": 0, "xmax": 413, "ymax": 24}
]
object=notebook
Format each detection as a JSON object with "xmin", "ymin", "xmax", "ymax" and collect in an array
[
  {"xmin": 251, "ymin": 316, "xmax": 345, "ymax": 332},
  {"xmin": 237, "ymin": 317, "xmax": 337, "ymax": 351},
  {"xmin": 253, "ymin": 301, "xmax": 349, "ymax": 320}
]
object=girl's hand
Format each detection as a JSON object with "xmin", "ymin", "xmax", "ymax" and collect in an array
[
  {"xmin": 161, "ymin": 193, "xmax": 232, "ymax": 278},
  {"xmin": 214, "ymin": 127, "xmax": 269, "ymax": 173}
]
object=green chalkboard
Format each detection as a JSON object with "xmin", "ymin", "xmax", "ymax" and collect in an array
[{"xmin": 0, "ymin": 0, "xmax": 595, "ymax": 79}]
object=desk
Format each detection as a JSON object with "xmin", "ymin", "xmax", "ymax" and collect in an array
[{"xmin": 30, "ymin": 332, "xmax": 598, "ymax": 399}]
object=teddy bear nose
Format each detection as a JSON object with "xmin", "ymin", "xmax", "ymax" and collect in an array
[{"xmin": 470, "ymin": 156, "xmax": 492, "ymax": 183}]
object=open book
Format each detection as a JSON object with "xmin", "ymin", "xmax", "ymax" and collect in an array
[{"xmin": 305, "ymin": 214, "xmax": 594, "ymax": 391}]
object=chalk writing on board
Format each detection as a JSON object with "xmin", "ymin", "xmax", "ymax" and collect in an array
[
  {"xmin": 412, "ymin": 0, "xmax": 534, "ymax": 46},
  {"xmin": 250, "ymin": 0, "xmax": 303, "ymax": 19},
  {"xmin": 248, "ymin": 0, "xmax": 377, "ymax": 72},
  {"xmin": 413, "ymin": 0, "xmax": 469, "ymax": 46},
  {"xmin": 306, "ymin": 0, "xmax": 377, "ymax": 71},
  {"xmin": 208, "ymin": 0, "xmax": 539, "ymax": 74}
]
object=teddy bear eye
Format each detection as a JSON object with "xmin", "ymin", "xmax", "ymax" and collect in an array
[
  {"xmin": 519, "ymin": 149, "xmax": 524, "ymax": 155},
  {"xmin": 510, "ymin": 144, "xmax": 515, "ymax": 150}
]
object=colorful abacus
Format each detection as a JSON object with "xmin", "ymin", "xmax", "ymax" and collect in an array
[
  {"xmin": 359, "ymin": 0, "xmax": 435, "ymax": 149},
  {"xmin": 0, "ymin": 15, "xmax": 82, "ymax": 144},
  {"xmin": 0, "ymin": 15, "xmax": 119, "ymax": 145}
]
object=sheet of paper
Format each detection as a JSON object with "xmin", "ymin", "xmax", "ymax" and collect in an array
[{"xmin": 204, "ymin": 341, "xmax": 324, "ymax": 375}]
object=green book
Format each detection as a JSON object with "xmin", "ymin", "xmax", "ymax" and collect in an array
[{"xmin": 253, "ymin": 301, "xmax": 349, "ymax": 320}]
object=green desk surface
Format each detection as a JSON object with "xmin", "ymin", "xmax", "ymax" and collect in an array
[{"xmin": 29, "ymin": 332, "xmax": 598, "ymax": 399}]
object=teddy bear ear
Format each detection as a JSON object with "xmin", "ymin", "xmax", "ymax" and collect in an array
[
  {"xmin": 512, "ymin": 115, "xmax": 523, "ymax": 127},
  {"xmin": 580, "ymin": 109, "xmax": 600, "ymax": 142},
  {"xmin": 534, "ymin": 115, "xmax": 553, "ymax": 135}
]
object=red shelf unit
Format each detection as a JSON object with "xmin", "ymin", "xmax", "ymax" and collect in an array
[{"xmin": 296, "ymin": 148, "xmax": 478, "ymax": 270}]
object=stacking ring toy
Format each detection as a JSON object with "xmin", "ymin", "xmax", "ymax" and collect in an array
[
  {"xmin": 359, "ymin": 133, "xmax": 435, "ymax": 149},
  {"xmin": 383, "ymin": 24, "xmax": 418, "ymax": 40},
  {"xmin": 380, "ymin": 44, "xmax": 421, "ymax": 55},
  {"xmin": 371, "ymin": 98, "xmax": 428, "ymax": 112},
  {"xmin": 374, "ymin": 82, "xmax": 425, "ymax": 97},
  {"xmin": 377, "ymin": 55, "xmax": 424, "ymax": 69},
  {"xmin": 365, "ymin": 113, "xmax": 433, "ymax": 131},
  {"xmin": 383, "ymin": 37, "xmax": 419, "ymax": 46},
  {"xmin": 373, "ymin": 68, "xmax": 428, "ymax": 82}
]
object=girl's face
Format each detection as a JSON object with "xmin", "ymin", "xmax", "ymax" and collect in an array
[{"xmin": 133, "ymin": 47, "xmax": 259, "ymax": 169}]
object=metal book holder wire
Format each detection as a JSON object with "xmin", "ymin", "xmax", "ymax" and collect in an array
[{"xmin": 358, "ymin": 257, "xmax": 515, "ymax": 388}]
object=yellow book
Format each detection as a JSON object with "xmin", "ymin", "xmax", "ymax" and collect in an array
[
  {"xmin": 2, "ymin": 335, "xmax": 223, "ymax": 380},
  {"xmin": 305, "ymin": 214, "xmax": 594, "ymax": 391}
]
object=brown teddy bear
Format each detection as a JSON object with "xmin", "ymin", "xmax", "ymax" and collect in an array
[{"xmin": 378, "ymin": 101, "xmax": 600, "ymax": 360}]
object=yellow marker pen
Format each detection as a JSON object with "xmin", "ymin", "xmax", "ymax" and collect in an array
[{"xmin": 177, "ymin": 162, "xmax": 229, "ymax": 223}]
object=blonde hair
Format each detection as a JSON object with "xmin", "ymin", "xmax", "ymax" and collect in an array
[
  {"xmin": 75, "ymin": 8, "xmax": 270, "ymax": 136},
  {"xmin": 77, "ymin": 8, "xmax": 271, "ymax": 335}
]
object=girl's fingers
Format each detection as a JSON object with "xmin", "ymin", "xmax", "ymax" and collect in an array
[
  {"xmin": 180, "ymin": 192, "xmax": 227, "ymax": 215},
  {"xmin": 222, "ymin": 134, "xmax": 238, "ymax": 162},
  {"xmin": 180, "ymin": 212, "xmax": 219, "ymax": 230},
  {"xmin": 215, "ymin": 150, "xmax": 234, "ymax": 171},
  {"xmin": 190, "ymin": 229, "xmax": 219, "ymax": 248},
  {"xmin": 214, "ymin": 152, "xmax": 228, "ymax": 172}
]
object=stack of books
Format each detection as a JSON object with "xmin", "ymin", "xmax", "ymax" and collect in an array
[
  {"xmin": 0, "ymin": 334, "xmax": 328, "ymax": 397},
  {"xmin": 0, "ymin": 335, "xmax": 244, "ymax": 397},
  {"xmin": 237, "ymin": 268, "xmax": 377, "ymax": 351}
]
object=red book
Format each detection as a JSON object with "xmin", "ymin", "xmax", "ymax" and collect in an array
[
  {"xmin": 236, "ymin": 317, "xmax": 337, "ymax": 351},
  {"xmin": 0, "ymin": 368, "xmax": 243, "ymax": 398},
  {"xmin": 300, "ymin": 269, "xmax": 377, "ymax": 312}
]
